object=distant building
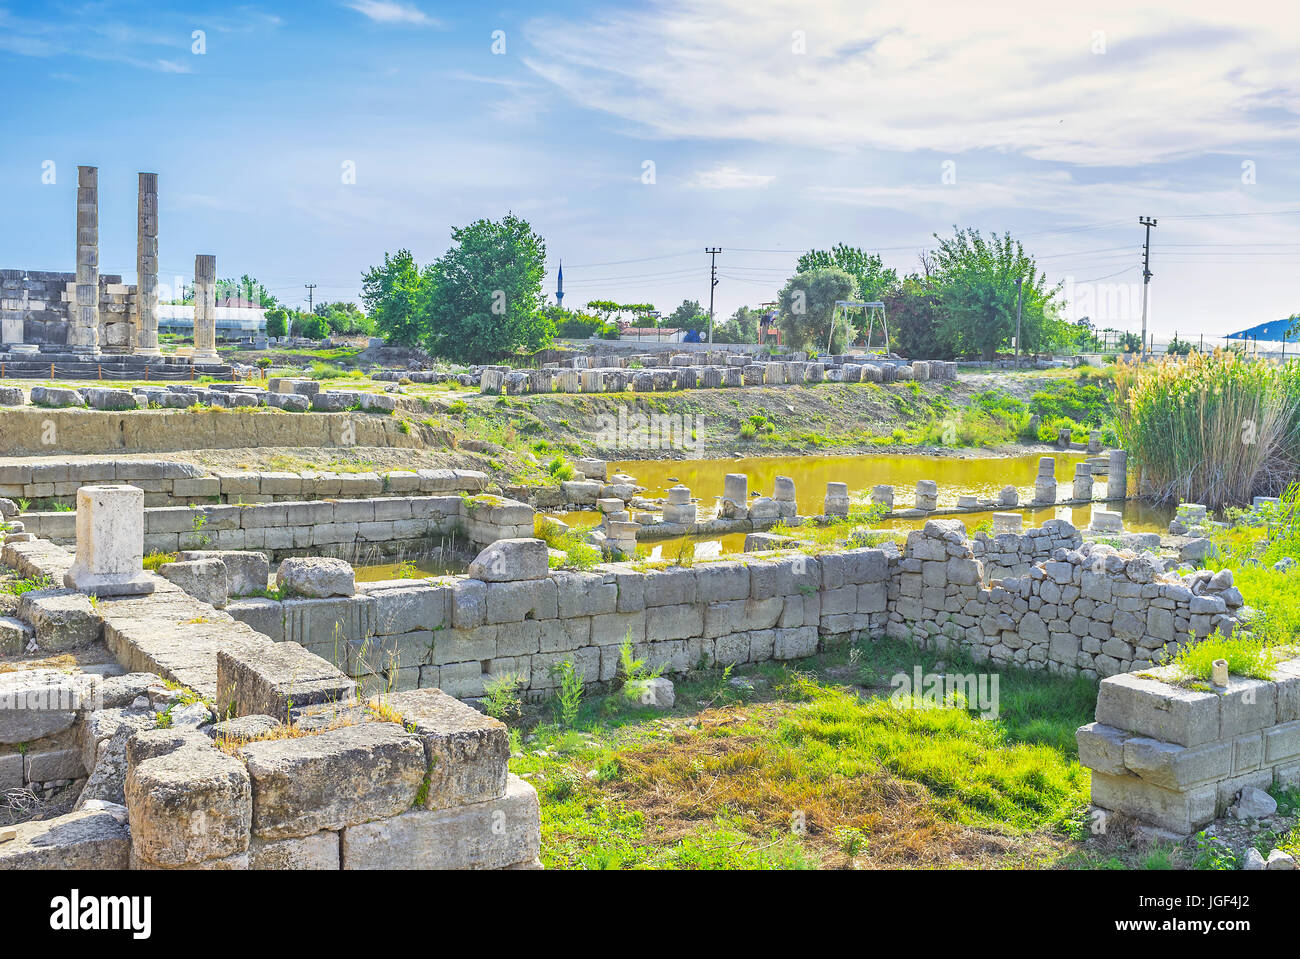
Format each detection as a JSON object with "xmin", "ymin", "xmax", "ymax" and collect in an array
[{"xmin": 619, "ymin": 326, "xmax": 685, "ymax": 342}]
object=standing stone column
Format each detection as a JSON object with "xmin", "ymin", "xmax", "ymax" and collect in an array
[
  {"xmin": 64, "ymin": 485, "xmax": 154, "ymax": 596},
  {"xmin": 191, "ymin": 254, "xmax": 220, "ymax": 364},
  {"xmin": 1034, "ymin": 457, "xmax": 1057, "ymax": 505},
  {"xmin": 69, "ymin": 165, "xmax": 101, "ymax": 354},
  {"xmin": 134, "ymin": 173, "xmax": 161, "ymax": 357},
  {"xmin": 1107, "ymin": 450, "xmax": 1128, "ymax": 500},
  {"xmin": 1072, "ymin": 463, "xmax": 1093, "ymax": 501}
]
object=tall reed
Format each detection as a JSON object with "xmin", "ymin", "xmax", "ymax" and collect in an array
[{"xmin": 1113, "ymin": 350, "xmax": 1300, "ymax": 508}]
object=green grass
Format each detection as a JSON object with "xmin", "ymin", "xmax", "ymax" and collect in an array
[
  {"xmin": 1, "ymin": 573, "xmax": 54, "ymax": 596},
  {"xmin": 518, "ymin": 638, "xmax": 1095, "ymax": 869},
  {"xmin": 1169, "ymin": 631, "xmax": 1276, "ymax": 683}
]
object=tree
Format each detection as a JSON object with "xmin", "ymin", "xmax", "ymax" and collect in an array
[
  {"xmin": 585, "ymin": 300, "xmax": 622, "ymax": 323},
  {"xmin": 776, "ymin": 267, "xmax": 856, "ymax": 352},
  {"xmin": 294, "ymin": 313, "xmax": 329, "ymax": 340},
  {"xmin": 421, "ymin": 213, "xmax": 553, "ymax": 362},
  {"xmin": 547, "ymin": 306, "xmax": 617, "ymax": 339},
  {"xmin": 314, "ymin": 301, "xmax": 373, "ymax": 336},
  {"xmin": 712, "ymin": 306, "xmax": 760, "ymax": 344},
  {"xmin": 361, "ymin": 249, "xmax": 425, "ymax": 346},
  {"xmin": 881, "ymin": 275, "xmax": 946, "ymax": 358},
  {"xmin": 667, "ymin": 299, "xmax": 705, "ymax": 330},
  {"xmin": 796, "ymin": 244, "xmax": 898, "ymax": 302},
  {"xmin": 622, "ymin": 303, "xmax": 656, "ymax": 325},
  {"xmin": 929, "ymin": 227, "xmax": 1060, "ymax": 361},
  {"xmin": 217, "ymin": 274, "xmax": 279, "ymax": 309},
  {"xmin": 264, "ymin": 308, "xmax": 288, "ymax": 339}
]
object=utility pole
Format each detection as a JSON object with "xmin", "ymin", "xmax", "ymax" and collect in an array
[
  {"xmin": 1138, "ymin": 216, "xmax": 1157, "ymax": 359},
  {"xmin": 705, "ymin": 247, "xmax": 722, "ymax": 344},
  {"xmin": 304, "ymin": 283, "xmax": 316, "ymax": 314},
  {"xmin": 1014, "ymin": 277, "xmax": 1024, "ymax": 369}
]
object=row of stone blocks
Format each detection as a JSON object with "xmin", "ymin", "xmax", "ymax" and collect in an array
[
  {"xmin": 8, "ymin": 382, "xmax": 396, "ymax": 413},
  {"xmin": 0, "ymin": 461, "xmax": 489, "ymax": 504},
  {"xmin": 220, "ymin": 540, "xmax": 893, "ymax": 699},
  {"xmin": 26, "ymin": 493, "xmax": 534, "ymax": 556},
  {"xmin": 478, "ymin": 359, "xmax": 951, "ymax": 395},
  {"xmin": 1078, "ymin": 659, "xmax": 1300, "ymax": 834}
]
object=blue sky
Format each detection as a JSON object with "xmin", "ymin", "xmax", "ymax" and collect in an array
[{"xmin": 3, "ymin": 0, "xmax": 1300, "ymax": 342}]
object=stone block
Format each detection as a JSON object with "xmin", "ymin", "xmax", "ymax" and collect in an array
[
  {"xmin": 126, "ymin": 745, "xmax": 252, "ymax": 866},
  {"xmin": 277, "ymin": 556, "xmax": 355, "ymax": 598},
  {"xmin": 225, "ymin": 597, "xmax": 284, "ymax": 642},
  {"xmin": 341, "ymin": 774, "xmax": 539, "ymax": 870},
  {"xmin": 1090, "ymin": 771, "xmax": 1216, "ymax": 835},
  {"xmin": 16, "ymin": 588, "xmax": 102, "ymax": 650},
  {"xmin": 1122, "ymin": 737, "xmax": 1233, "ymax": 789},
  {"xmin": 0, "ymin": 806, "xmax": 130, "ymax": 870},
  {"xmin": 239, "ymin": 722, "xmax": 426, "ymax": 839},
  {"xmin": 377, "ymin": 688, "xmax": 509, "ymax": 809},
  {"xmin": 1095, "ymin": 672, "xmax": 1221, "ymax": 747},
  {"xmin": 216, "ymin": 641, "xmax": 355, "ymax": 720},
  {"xmin": 468, "ymin": 538, "xmax": 548, "ymax": 582},
  {"xmin": 177, "ymin": 550, "xmax": 269, "ymax": 597},
  {"xmin": 159, "ymin": 558, "xmax": 228, "ymax": 608},
  {"xmin": 249, "ymin": 831, "xmax": 341, "ymax": 869},
  {"xmin": 1075, "ymin": 722, "xmax": 1129, "ymax": 775},
  {"xmin": 64, "ymin": 485, "xmax": 154, "ymax": 597}
]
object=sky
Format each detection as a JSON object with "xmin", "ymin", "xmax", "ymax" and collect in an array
[{"xmin": 3, "ymin": 0, "xmax": 1300, "ymax": 343}]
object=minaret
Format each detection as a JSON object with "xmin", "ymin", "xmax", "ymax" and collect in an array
[{"xmin": 555, "ymin": 261, "xmax": 564, "ymax": 309}]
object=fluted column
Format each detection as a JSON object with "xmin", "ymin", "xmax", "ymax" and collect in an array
[
  {"xmin": 191, "ymin": 254, "xmax": 220, "ymax": 364},
  {"xmin": 68, "ymin": 165, "xmax": 101, "ymax": 354},
  {"xmin": 134, "ymin": 172, "xmax": 161, "ymax": 356}
]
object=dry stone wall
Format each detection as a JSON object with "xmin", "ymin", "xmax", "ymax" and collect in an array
[{"xmin": 886, "ymin": 520, "xmax": 1247, "ymax": 680}]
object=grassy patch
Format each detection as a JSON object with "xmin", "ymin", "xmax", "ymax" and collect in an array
[{"xmin": 517, "ymin": 638, "xmax": 1094, "ymax": 869}]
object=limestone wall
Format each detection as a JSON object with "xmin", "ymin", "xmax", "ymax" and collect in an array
[
  {"xmin": 1079, "ymin": 661, "xmax": 1300, "ymax": 833},
  {"xmin": 0, "ymin": 406, "xmax": 427, "ymax": 457},
  {"xmin": 24, "ymin": 494, "xmax": 532, "ymax": 560},
  {"xmin": 0, "ymin": 459, "xmax": 488, "ymax": 508},
  {"xmin": 887, "ymin": 520, "xmax": 1246, "ymax": 680},
  {"xmin": 0, "ymin": 270, "xmax": 134, "ymax": 350},
  {"xmin": 970, "ymin": 520, "xmax": 1083, "ymax": 579},
  {"xmin": 227, "ymin": 548, "xmax": 891, "ymax": 700}
]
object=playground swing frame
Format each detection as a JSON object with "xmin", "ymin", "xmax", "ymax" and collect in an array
[{"xmin": 826, "ymin": 300, "xmax": 890, "ymax": 356}]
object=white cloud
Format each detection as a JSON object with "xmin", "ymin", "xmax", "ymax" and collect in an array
[
  {"xmin": 689, "ymin": 166, "xmax": 775, "ymax": 189},
  {"xmin": 522, "ymin": 0, "xmax": 1300, "ymax": 166},
  {"xmin": 346, "ymin": 1, "xmax": 438, "ymax": 27}
]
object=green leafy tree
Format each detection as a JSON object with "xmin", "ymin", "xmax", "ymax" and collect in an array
[
  {"xmin": 777, "ymin": 267, "xmax": 856, "ymax": 352},
  {"xmin": 421, "ymin": 213, "xmax": 553, "ymax": 362},
  {"xmin": 668, "ymin": 299, "xmax": 705, "ymax": 330},
  {"xmin": 797, "ymin": 245, "xmax": 898, "ymax": 302},
  {"xmin": 712, "ymin": 306, "xmax": 760, "ymax": 344},
  {"xmin": 292, "ymin": 312, "xmax": 330, "ymax": 339},
  {"xmin": 585, "ymin": 300, "xmax": 622, "ymax": 323},
  {"xmin": 881, "ymin": 276, "xmax": 947, "ymax": 357},
  {"xmin": 312, "ymin": 300, "xmax": 372, "ymax": 335},
  {"xmin": 930, "ymin": 227, "xmax": 1060, "ymax": 361},
  {"xmin": 361, "ymin": 249, "xmax": 426, "ymax": 346},
  {"xmin": 264, "ymin": 308, "xmax": 288, "ymax": 339},
  {"xmin": 217, "ymin": 274, "xmax": 279, "ymax": 309}
]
